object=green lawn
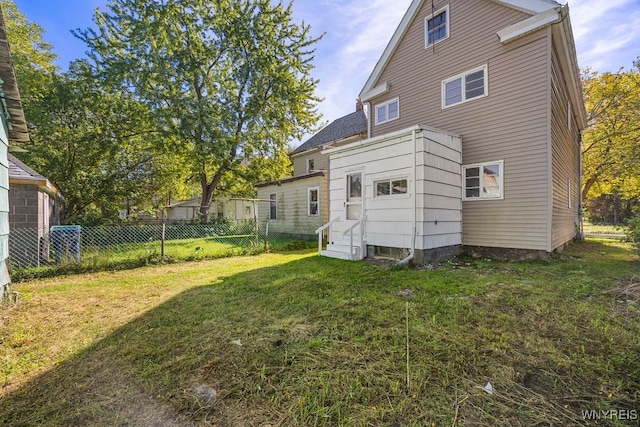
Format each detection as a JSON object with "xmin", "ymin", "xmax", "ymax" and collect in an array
[
  {"xmin": 1, "ymin": 240, "xmax": 638, "ymax": 426},
  {"xmin": 582, "ymin": 222, "xmax": 627, "ymax": 235}
]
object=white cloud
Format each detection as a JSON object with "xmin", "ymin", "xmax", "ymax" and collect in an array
[
  {"xmin": 295, "ymin": 0, "xmax": 640, "ymax": 145},
  {"xmin": 294, "ymin": 0, "xmax": 412, "ymax": 129},
  {"xmin": 564, "ymin": 0, "xmax": 640, "ymax": 70}
]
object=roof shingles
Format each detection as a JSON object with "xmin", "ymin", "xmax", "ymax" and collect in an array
[{"xmin": 292, "ymin": 110, "xmax": 367, "ymax": 155}]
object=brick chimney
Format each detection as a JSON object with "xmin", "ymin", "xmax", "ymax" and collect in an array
[{"xmin": 356, "ymin": 98, "xmax": 363, "ymax": 112}]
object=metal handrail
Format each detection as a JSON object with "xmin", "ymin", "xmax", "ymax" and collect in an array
[
  {"xmin": 343, "ymin": 216, "xmax": 366, "ymax": 260},
  {"xmin": 315, "ymin": 216, "xmax": 340, "ymax": 254}
]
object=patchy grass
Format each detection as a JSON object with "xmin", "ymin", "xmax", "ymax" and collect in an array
[
  {"xmin": 0, "ymin": 241, "xmax": 639, "ymax": 426},
  {"xmin": 583, "ymin": 222, "xmax": 627, "ymax": 235},
  {"xmin": 10, "ymin": 236, "xmax": 315, "ymax": 282}
]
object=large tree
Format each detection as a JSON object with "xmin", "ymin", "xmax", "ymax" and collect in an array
[
  {"xmin": 581, "ymin": 68, "xmax": 640, "ymax": 202},
  {"xmin": 0, "ymin": 0, "xmax": 57, "ymax": 104},
  {"xmin": 76, "ymin": 0, "xmax": 321, "ymax": 219},
  {"xmin": 22, "ymin": 61, "xmax": 187, "ymax": 223}
]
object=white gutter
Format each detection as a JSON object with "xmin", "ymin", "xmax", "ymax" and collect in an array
[
  {"xmin": 496, "ymin": 7, "xmax": 560, "ymax": 44},
  {"xmin": 323, "ymin": 124, "xmax": 422, "ymax": 156}
]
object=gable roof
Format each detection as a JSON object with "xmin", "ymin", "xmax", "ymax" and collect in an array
[
  {"xmin": 358, "ymin": 0, "xmax": 586, "ymax": 129},
  {"xmin": 292, "ymin": 110, "xmax": 367, "ymax": 155},
  {"xmin": 360, "ymin": 0, "xmax": 560, "ymax": 100},
  {"xmin": 8, "ymin": 154, "xmax": 60, "ymax": 196},
  {"xmin": 0, "ymin": 7, "xmax": 29, "ymax": 143}
]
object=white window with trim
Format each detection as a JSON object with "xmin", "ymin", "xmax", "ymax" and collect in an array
[
  {"xmin": 375, "ymin": 98, "xmax": 399, "ymax": 125},
  {"xmin": 442, "ymin": 65, "xmax": 488, "ymax": 108},
  {"xmin": 269, "ymin": 193, "xmax": 277, "ymax": 219},
  {"xmin": 375, "ymin": 178, "xmax": 408, "ymax": 196},
  {"xmin": 307, "ymin": 158, "xmax": 315, "ymax": 173},
  {"xmin": 463, "ymin": 161, "xmax": 503, "ymax": 200},
  {"xmin": 425, "ymin": 5, "xmax": 449, "ymax": 47},
  {"xmin": 308, "ymin": 187, "xmax": 319, "ymax": 216}
]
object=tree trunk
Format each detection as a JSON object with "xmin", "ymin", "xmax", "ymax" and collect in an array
[
  {"xmin": 199, "ymin": 171, "xmax": 225, "ymax": 222},
  {"xmin": 612, "ymin": 191, "xmax": 621, "ymax": 225},
  {"xmin": 199, "ymin": 185, "xmax": 214, "ymax": 222},
  {"xmin": 582, "ymin": 175, "xmax": 599, "ymax": 200}
]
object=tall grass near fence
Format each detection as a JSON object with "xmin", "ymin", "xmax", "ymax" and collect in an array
[{"xmin": 8, "ymin": 222, "xmax": 310, "ymax": 280}]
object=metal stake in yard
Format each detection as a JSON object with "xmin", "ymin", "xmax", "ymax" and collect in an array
[{"xmin": 406, "ymin": 301, "xmax": 410, "ymax": 392}]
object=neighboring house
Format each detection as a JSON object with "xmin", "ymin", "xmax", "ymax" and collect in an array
[
  {"xmin": 260, "ymin": 0, "xmax": 585, "ymax": 262},
  {"xmin": 319, "ymin": 0, "xmax": 586, "ymax": 262},
  {"xmin": 0, "ymin": 7, "xmax": 30, "ymax": 297},
  {"xmin": 256, "ymin": 104, "xmax": 367, "ymax": 238},
  {"xmin": 8, "ymin": 154, "xmax": 61, "ymax": 232},
  {"xmin": 164, "ymin": 197, "xmax": 256, "ymax": 223},
  {"xmin": 7, "ymin": 154, "xmax": 61, "ymax": 268}
]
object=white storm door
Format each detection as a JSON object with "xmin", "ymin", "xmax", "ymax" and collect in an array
[{"xmin": 346, "ymin": 172, "xmax": 362, "ymax": 220}]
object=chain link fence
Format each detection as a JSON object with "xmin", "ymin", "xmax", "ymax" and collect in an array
[{"xmin": 8, "ymin": 221, "xmax": 310, "ymax": 276}]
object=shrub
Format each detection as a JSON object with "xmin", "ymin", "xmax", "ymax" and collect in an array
[{"xmin": 625, "ymin": 216, "xmax": 640, "ymax": 254}]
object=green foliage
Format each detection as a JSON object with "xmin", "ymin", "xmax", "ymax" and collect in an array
[
  {"xmin": 625, "ymin": 216, "xmax": 640, "ymax": 254},
  {"xmin": 76, "ymin": 0, "xmax": 322, "ymax": 217},
  {"xmin": 0, "ymin": 0, "xmax": 58, "ymax": 104},
  {"xmin": 20, "ymin": 61, "xmax": 189, "ymax": 223},
  {"xmin": 586, "ymin": 193, "xmax": 639, "ymax": 225},
  {"xmin": 582, "ymin": 68, "xmax": 640, "ymax": 202}
]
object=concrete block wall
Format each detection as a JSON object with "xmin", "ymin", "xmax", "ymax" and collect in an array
[{"xmin": 9, "ymin": 185, "xmax": 42, "ymax": 230}]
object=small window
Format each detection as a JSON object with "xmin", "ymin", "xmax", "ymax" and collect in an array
[
  {"xmin": 269, "ymin": 193, "xmax": 277, "ymax": 219},
  {"xmin": 375, "ymin": 178, "xmax": 408, "ymax": 196},
  {"xmin": 463, "ymin": 161, "xmax": 503, "ymax": 200},
  {"xmin": 307, "ymin": 158, "xmax": 314, "ymax": 173},
  {"xmin": 425, "ymin": 5, "xmax": 449, "ymax": 47},
  {"xmin": 375, "ymin": 98, "xmax": 399, "ymax": 125},
  {"xmin": 443, "ymin": 65, "xmax": 488, "ymax": 108},
  {"xmin": 308, "ymin": 187, "xmax": 319, "ymax": 216}
]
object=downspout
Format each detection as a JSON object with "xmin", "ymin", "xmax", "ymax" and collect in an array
[
  {"xmin": 399, "ymin": 128, "xmax": 418, "ymax": 265},
  {"xmin": 578, "ymin": 131, "xmax": 584, "ymax": 239}
]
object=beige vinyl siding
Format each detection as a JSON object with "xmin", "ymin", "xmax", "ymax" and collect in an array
[
  {"xmin": 367, "ymin": 0, "xmax": 553, "ymax": 250},
  {"xmin": 291, "ymin": 151, "xmax": 329, "ymax": 177},
  {"xmin": 550, "ymin": 41, "xmax": 581, "ymax": 249},
  {"xmin": 256, "ymin": 175, "xmax": 328, "ymax": 237}
]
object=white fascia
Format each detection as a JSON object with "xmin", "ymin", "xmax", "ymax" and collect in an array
[
  {"xmin": 360, "ymin": 82, "xmax": 390, "ymax": 102},
  {"xmin": 497, "ymin": 7, "xmax": 560, "ymax": 43}
]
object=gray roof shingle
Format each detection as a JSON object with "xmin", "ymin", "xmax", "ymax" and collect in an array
[
  {"xmin": 8, "ymin": 154, "xmax": 45, "ymax": 180},
  {"xmin": 292, "ymin": 110, "xmax": 367, "ymax": 155}
]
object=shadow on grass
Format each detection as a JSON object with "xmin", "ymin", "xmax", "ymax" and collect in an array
[{"xmin": 0, "ymin": 241, "xmax": 638, "ymax": 426}]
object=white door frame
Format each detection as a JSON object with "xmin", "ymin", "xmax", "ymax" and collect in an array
[{"xmin": 345, "ymin": 169, "xmax": 364, "ymax": 221}]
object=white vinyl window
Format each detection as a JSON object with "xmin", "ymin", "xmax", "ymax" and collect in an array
[
  {"xmin": 307, "ymin": 158, "xmax": 315, "ymax": 173},
  {"xmin": 425, "ymin": 5, "xmax": 449, "ymax": 47},
  {"xmin": 269, "ymin": 193, "xmax": 277, "ymax": 219},
  {"xmin": 375, "ymin": 178, "xmax": 408, "ymax": 196},
  {"xmin": 442, "ymin": 65, "xmax": 488, "ymax": 108},
  {"xmin": 375, "ymin": 98, "xmax": 399, "ymax": 125},
  {"xmin": 308, "ymin": 187, "xmax": 319, "ymax": 216},
  {"xmin": 463, "ymin": 161, "xmax": 503, "ymax": 200}
]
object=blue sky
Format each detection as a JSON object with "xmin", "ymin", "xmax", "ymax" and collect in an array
[{"xmin": 13, "ymin": 0, "xmax": 640, "ymax": 134}]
